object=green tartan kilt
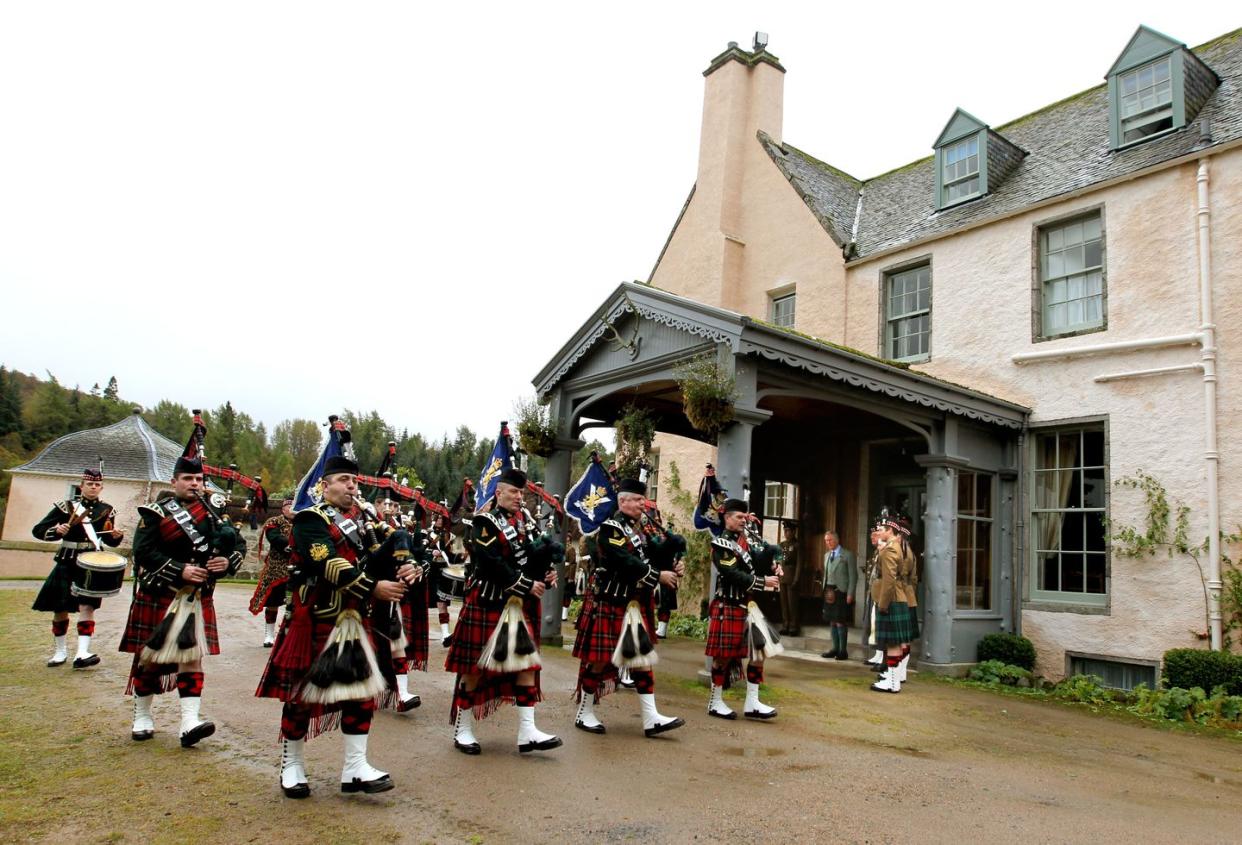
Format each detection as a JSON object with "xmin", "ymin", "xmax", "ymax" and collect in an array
[
  {"xmin": 874, "ymin": 601, "xmax": 913, "ymax": 646},
  {"xmin": 907, "ymin": 604, "xmax": 921, "ymax": 641}
]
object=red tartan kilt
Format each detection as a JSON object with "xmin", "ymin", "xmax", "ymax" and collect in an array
[
  {"xmin": 256, "ymin": 617, "xmax": 345, "ymax": 702},
  {"xmin": 572, "ymin": 600, "xmax": 625, "ymax": 664},
  {"xmin": 637, "ymin": 587, "xmax": 659, "ymax": 642},
  {"xmin": 398, "ymin": 584, "xmax": 429, "ymax": 668},
  {"xmin": 118, "ymin": 588, "xmax": 220, "ymax": 655},
  {"xmin": 705, "ymin": 598, "xmax": 749, "ymax": 659}
]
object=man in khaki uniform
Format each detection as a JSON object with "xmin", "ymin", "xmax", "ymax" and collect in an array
[{"xmin": 869, "ymin": 511, "xmax": 913, "ymax": 694}]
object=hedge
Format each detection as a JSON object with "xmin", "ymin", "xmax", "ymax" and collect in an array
[
  {"xmin": 1162, "ymin": 648, "xmax": 1242, "ymax": 696},
  {"xmin": 976, "ymin": 633, "xmax": 1036, "ymax": 670}
]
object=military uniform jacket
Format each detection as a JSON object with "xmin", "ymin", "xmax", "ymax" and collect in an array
[
  {"xmin": 899, "ymin": 542, "xmax": 919, "ymax": 608},
  {"xmin": 869, "ymin": 541, "xmax": 912, "ymax": 612},
  {"xmin": 33, "ymin": 498, "xmax": 122, "ymax": 562},
  {"xmin": 594, "ymin": 513, "xmax": 660, "ymax": 603},
  {"xmin": 289, "ymin": 503, "xmax": 378, "ymax": 621},
  {"xmin": 711, "ymin": 529, "xmax": 766, "ymax": 604},
  {"xmin": 133, "ymin": 496, "xmax": 245, "ymax": 597},
  {"xmin": 468, "ymin": 505, "xmax": 538, "ymax": 604}
]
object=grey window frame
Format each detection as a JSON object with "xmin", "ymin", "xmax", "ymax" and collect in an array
[
  {"xmin": 1066, "ymin": 651, "xmax": 1159, "ymax": 691},
  {"xmin": 880, "ymin": 258, "xmax": 932, "ymax": 363},
  {"xmin": 955, "ymin": 469, "xmax": 996, "ymax": 613},
  {"xmin": 1109, "ymin": 49, "xmax": 1188, "ymax": 150},
  {"xmin": 1026, "ymin": 418, "xmax": 1110, "ymax": 612},
  {"xmin": 1031, "ymin": 205, "xmax": 1108, "ymax": 342},
  {"xmin": 769, "ymin": 289, "xmax": 796, "ymax": 328}
]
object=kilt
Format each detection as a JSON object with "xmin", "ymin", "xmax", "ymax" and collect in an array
[
  {"xmin": 119, "ymin": 588, "xmax": 220, "ymax": 655},
  {"xmin": 907, "ymin": 603, "xmax": 921, "ymax": 641},
  {"xmin": 572, "ymin": 600, "xmax": 626, "ymax": 664},
  {"xmin": 397, "ymin": 583, "xmax": 429, "ymax": 671},
  {"xmin": 32, "ymin": 557, "xmax": 102, "ymax": 612},
  {"xmin": 248, "ymin": 579, "xmax": 287, "ymax": 614},
  {"xmin": 822, "ymin": 588, "xmax": 851, "ymax": 625},
  {"xmin": 257, "ymin": 617, "xmax": 360, "ymax": 703},
  {"xmin": 705, "ymin": 598, "xmax": 749, "ymax": 660},
  {"xmin": 874, "ymin": 601, "xmax": 913, "ymax": 646}
]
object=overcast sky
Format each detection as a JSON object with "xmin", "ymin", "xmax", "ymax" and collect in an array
[{"xmin": 1, "ymin": 2, "xmax": 1237, "ymax": 443}]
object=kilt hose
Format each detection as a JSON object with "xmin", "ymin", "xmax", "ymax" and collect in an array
[
  {"xmin": 120, "ymin": 588, "xmax": 220, "ymax": 695},
  {"xmin": 875, "ymin": 601, "xmax": 914, "ymax": 647},
  {"xmin": 32, "ymin": 556, "xmax": 103, "ymax": 612},
  {"xmin": 445, "ymin": 585, "xmax": 543, "ymax": 723},
  {"xmin": 256, "ymin": 616, "xmax": 380, "ymax": 741}
]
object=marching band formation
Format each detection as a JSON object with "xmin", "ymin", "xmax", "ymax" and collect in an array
[{"xmin": 29, "ymin": 413, "xmax": 921, "ymax": 800}]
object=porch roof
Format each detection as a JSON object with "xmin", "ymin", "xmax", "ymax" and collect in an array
[{"xmin": 533, "ymin": 283, "xmax": 1029, "ymax": 430}]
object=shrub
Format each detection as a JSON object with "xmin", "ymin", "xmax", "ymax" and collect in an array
[
  {"xmin": 968, "ymin": 660, "xmax": 1032, "ymax": 686},
  {"xmin": 566, "ymin": 598, "xmax": 583, "ymax": 625},
  {"xmin": 1162, "ymin": 648, "xmax": 1242, "ymax": 696},
  {"xmin": 976, "ymin": 633, "xmax": 1036, "ymax": 670},
  {"xmin": 1130, "ymin": 683, "xmax": 1242, "ymax": 727},
  {"xmin": 665, "ymin": 612, "xmax": 709, "ymax": 640},
  {"xmin": 1051, "ymin": 674, "xmax": 1111, "ymax": 704}
]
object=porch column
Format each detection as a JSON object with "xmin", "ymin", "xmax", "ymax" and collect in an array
[
  {"xmin": 914, "ymin": 454, "xmax": 968, "ymax": 666},
  {"xmin": 539, "ymin": 388, "xmax": 583, "ymax": 644}
]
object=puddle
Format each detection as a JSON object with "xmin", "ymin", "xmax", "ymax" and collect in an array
[
  {"xmin": 1193, "ymin": 771, "xmax": 1242, "ymax": 787},
  {"xmin": 725, "ymin": 747, "xmax": 787, "ymax": 758},
  {"xmin": 887, "ymin": 744, "xmax": 932, "ymax": 758}
]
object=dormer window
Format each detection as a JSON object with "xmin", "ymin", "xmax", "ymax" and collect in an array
[
  {"xmin": 941, "ymin": 136, "xmax": 981, "ymax": 204},
  {"xmin": 1118, "ymin": 56, "xmax": 1173, "ymax": 143},
  {"xmin": 933, "ymin": 108, "xmax": 1025, "ymax": 211},
  {"xmin": 1107, "ymin": 25, "xmax": 1218, "ymax": 150}
]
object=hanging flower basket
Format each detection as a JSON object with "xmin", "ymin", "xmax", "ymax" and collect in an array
[
  {"xmin": 614, "ymin": 403, "xmax": 656, "ymax": 479},
  {"xmin": 676, "ymin": 356, "xmax": 736, "ymax": 440},
  {"xmin": 513, "ymin": 396, "xmax": 558, "ymax": 457}
]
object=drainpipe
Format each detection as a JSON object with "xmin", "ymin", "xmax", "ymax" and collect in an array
[{"xmin": 1197, "ymin": 157, "xmax": 1223, "ymax": 651}]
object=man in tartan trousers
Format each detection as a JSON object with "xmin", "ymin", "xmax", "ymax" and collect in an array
[
  {"xmin": 705, "ymin": 498, "xmax": 781, "ymax": 720},
  {"xmin": 445, "ymin": 467, "xmax": 561, "ymax": 755},
  {"xmin": 120, "ymin": 454, "xmax": 245, "ymax": 747},
  {"xmin": 572, "ymin": 477, "xmax": 684, "ymax": 737}
]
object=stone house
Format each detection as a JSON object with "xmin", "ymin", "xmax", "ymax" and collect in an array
[{"xmin": 532, "ymin": 25, "xmax": 1242, "ymax": 682}]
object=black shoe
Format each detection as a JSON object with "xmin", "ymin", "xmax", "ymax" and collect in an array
[
  {"xmin": 821, "ymin": 650, "xmax": 839, "ymax": 659},
  {"xmin": 341, "ymin": 774, "xmax": 394, "ymax": 794},
  {"xmin": 744, "ymin": 708, "xmax": 778, "ymax": 720},
  {"xmin": 72, "ymin": 654, "xmax": 101, "ymax": 669},
  {"xmin": 788, "ymin": 629, "xmax": 802, "ymax": 637},
  {"xmin": 47, "ymin": 656, "xmax": 66, "ymax": 667},
  {"xmin": 708, "ymin": 708, "xmax": 738, "ymax": 721},
  {"xmin": 518, "ymin": 735, "xmax": 563, "ymax": 753},
  {"xmin": 644, "ymin": 717, "xmax": 685, "ymax": 737},
  {"xmin": 131, "ymin": 729, "xmax": 154, "ymax": 742},
  {"xmin": 180, "ymin": 721, "xmax": 216, "ymax": 748},
  {"xmin": 263, "ymin": 641, "xmax": 275, "ymax": 649},
  {"xmin": 454, "ymin": 739, "xmax": 481, "ymax": 755},
  {"xmin": 834, "ymin": 652, "xmax": 849, "ymax": 661},
  {"xmin": 396, "ymin": 695, "xmax": 421, "ymax": 713},
  {"xmin": 778, "ymin": 628, "xmax": 792, "ymax": 636},
  {"xmin": 442, "ymin": 636, "xmax": 453, "ymax": 648},
  {"xmin": 281, "ymin": 782, "xmax": 310, "ymax": 799},
  {"xmin": 575, "ymin": 721, "xmax": 606, "ymax": 734}
]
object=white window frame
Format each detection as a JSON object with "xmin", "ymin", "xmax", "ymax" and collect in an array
[
  {"xmin": 1118, "ymin": 56, "xmax": 1174, "ymax": 144},
  {"xmin": 769, "ymin": 291, "xmax": 796, "ymax": 328},
  {"xmin": 1040, "ymin": 212, "xmax": 1105, "ymax": 337}
]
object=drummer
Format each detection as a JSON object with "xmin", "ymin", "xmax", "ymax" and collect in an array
[{"xmin": 30, "ymin": 467, "xmax": 125, "ymax": 669}]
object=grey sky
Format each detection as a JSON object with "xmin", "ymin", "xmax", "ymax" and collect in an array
[{"xmin": 1, "ymin": 2, "xmax": 1236, "ymax": 442}]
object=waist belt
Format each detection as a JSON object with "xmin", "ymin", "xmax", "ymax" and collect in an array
[{"xmin": 60, "ymin": 540, "xmax": 96, "ymax": 551}]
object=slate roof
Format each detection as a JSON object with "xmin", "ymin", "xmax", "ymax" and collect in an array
[
  {"xmin": 11, "ymin": 411, "xmax": 187, "ymax": 482},
  {"xmin": 761, "ymin": 27, "xmax": 1242, "ymax": 261}
]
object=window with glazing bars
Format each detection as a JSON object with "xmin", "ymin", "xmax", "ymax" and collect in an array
[
  {"xmin": 770, "ymin": 293, "xmax": 796, "ymax": 328},
  {"xmin": 885, "ymin": 264, "xmax": 931, "ymax": 361},
  {"xmin": 1041, "ymin": 213, "xmax": 1104, "ymax": 336},
  {"xmin": 956, "ymin": 471, "xmax": 993, "ymax": 611},
  {"xmin": 1119, "ymin": 56, "xmax": 1173, "ymax": 144},
  {"xmin": 941, "ymin": 135, "xmax": 980, "ymax": 204},
  {"xmin": 1032, "ymin": 427, "xmax": 1107, "ymax": 598}
]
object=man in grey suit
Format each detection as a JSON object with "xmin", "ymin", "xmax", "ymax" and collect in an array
[{"xmin": 820, "ymin": 531, "xmax": 857, "ymax": 660}]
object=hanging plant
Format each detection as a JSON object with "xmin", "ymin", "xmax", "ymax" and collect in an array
[
  {"xmin": 675, "ymin": 355, "xmax": 736, "ymax": 440},
  {"xmin": 614, "ymin": 403, "xmax": 656, "ymax": 479},
  {"xmin": 513, "ymin": 395, "xmax": 557, "ymax": 457}
]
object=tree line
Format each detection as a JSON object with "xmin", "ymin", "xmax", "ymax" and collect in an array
[{"xmin": 1, "ymin": 366, "xmax": 610, "ymax": 523}]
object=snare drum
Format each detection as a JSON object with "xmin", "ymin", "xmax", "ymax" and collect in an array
[{"xmin": 71, "ymin": 550, "xmax": 128, "ymax": 598}]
